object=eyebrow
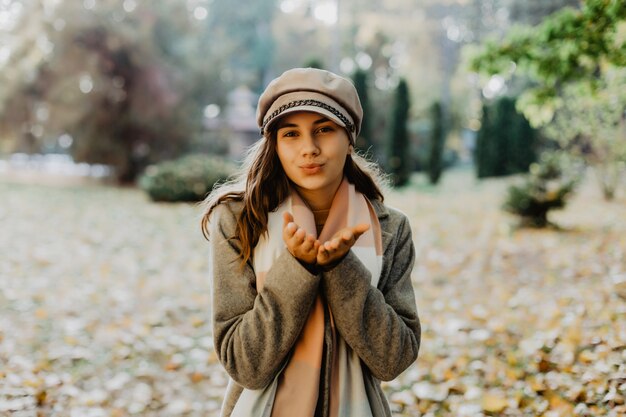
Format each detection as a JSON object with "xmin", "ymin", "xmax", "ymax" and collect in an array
[{"xmin": 277, "ymin": 117, "xmax": 330, "ymax": 130}]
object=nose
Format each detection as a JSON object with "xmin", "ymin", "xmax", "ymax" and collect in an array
[{"xmin": 300, "ymin": 132, "xmax": 320, "ymax": 157}]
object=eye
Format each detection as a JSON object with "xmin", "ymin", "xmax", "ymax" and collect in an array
[
  {"xmin": 279, "ymin": 130, "xmax": 298, "ymax": 138},
  {"xmin": 316, "ymin": 125, "xmax": 335, "ymax": 134}
]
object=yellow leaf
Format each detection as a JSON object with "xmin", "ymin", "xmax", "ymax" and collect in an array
[
  {"xmin": 482, "ymin": 393, "xmax": 509, "ymax": 413},
  {"xmin": 36, "ymin": 390, "xmax": 47, "ymax": 406},
  {"xmin": 189, "ymin": 372, "xmax": 204, "ymax": 383},
  {"xmin": 110, "ymin": 409, "xmax": 125, "ymax": 417},
  {"xmin": 23, "ymin": 378, "xmax": 43, "ymax": 388},
  {"xmin": 505, "ymin": 352, "xmax": 518, "ymax": 366},
  {"xmin": 547, "ymin": 392, "xmax": 574, "ymax": 415},
  {"xmin": 191, "ymin": 315, "xmax": 205, "ymax": 327},
  {"xmin": 64, "ymin": 336, "xmax": 79, "ymax": 346},
  {"xmin": 207, "ymin": 350, "xmax": 218, "ymax": 364},
  {"xmin": 578, "ymin": 350, "xmax": 596, "ymax": 364},
  {"xmin": 505, "ymin": 367, "xmax": 523, "ymax": 380},
  {"xmin": 35, "ymin": 308, "xmax": 48, "ymax": 319},
  {"xmin": 527, "ymin": 375, "xmax": 546, "ymax": 392},
  {"xmin": 164, "ymin": 361, "xmax": 180, "ymax": 371}
]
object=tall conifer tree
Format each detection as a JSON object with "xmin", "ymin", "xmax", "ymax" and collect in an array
[
  {"xmin": 387, "ymin": 79, "xmax": 411, "ymax": 186},
  {"xmin": 427, "ymin": 102, "xmax": 445, "ymax": 184},
  {"xmin": 352, "ymin": 69, "xmax": 373, "ymax": 153}
]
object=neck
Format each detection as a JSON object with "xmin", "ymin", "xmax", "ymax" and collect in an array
[
  {"xmin": 297, "ymin": 190, "xmax": 332, "ymax": 211},
  {"xmin": 312, "ymin": 207, "xmax": 329, "ymax": 234},
  {"xmin": 295, "ymin": 180, "xmax": 341, "ymax": 212}
]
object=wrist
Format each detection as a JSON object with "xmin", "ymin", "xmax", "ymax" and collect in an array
[
  {"xmin": 298, "ymin": 259, "xmax": 320, "ymax": 275},
  {"xmin": 318, "ymin": 253, "xmax": 348, "ymax": 272}
]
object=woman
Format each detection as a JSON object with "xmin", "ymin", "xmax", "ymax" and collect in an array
[{"xmin": 201, "ymin": 67, "xmax": 420, "ymax": 417}]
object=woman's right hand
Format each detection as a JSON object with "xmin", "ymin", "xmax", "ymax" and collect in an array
[{"xmin": 282, "ymin": 212, "xmax": 320, "ymax": 265}]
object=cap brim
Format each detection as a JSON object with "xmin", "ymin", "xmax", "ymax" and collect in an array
[
  {"xmin": 261, "ymin": 91, "xmax": 356, "ymax": 140},
  {"xmin": 265, "ymin": 105, "xmax": 347, "ymax": 133}
]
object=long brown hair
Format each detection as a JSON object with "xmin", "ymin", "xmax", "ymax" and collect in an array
[{"xmin": 200, "ymin": 129, "xmax": 387, "ymax": 266}]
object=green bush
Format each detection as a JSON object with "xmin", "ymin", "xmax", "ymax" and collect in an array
[
  {"xmin": 139, "ymin": 154, "xmax": 237, "ymax": 202},
  {"xmin": 502, "ymin": 151, "xmax": 582, "ymax": 227}
]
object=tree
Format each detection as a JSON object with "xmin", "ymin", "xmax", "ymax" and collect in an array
[
  {"xmin": 469, "ymin": 0, "xmax": 626, "ymax": 198},
  {"xmin": 474, "ymin": 96, "xmax": 538, "ymax": 178},
  {"xmin": 387, "ymin": 79, "xmax": 411, "ymax": 186},
  {"xmin": 209, "ymin": 0, "xmax": 276, "ymax": 88},
  {"xmin": 543, "ymin": 69, "xmax": 626, "ymax": 199},
  {"xmin": 352, "ymin": 69, "xmax": 374, "ymax": 154},
  {"xmin": 508, "ymin": 0, "xmax": 582, "ymax": 26},
  {"xmin": 475, "ymin": 103, "xmax": 496, "ymax": 179},
  {"xmin": 427, "ymin": 102, "xmax": 445, "ymax": 184},
  {"xmin": 469, "ymin": 0, "xmax": 626, "ymax": 125},
  {"xmin": 303, "ymin": 59, "xmax": 325, "ymax": 70},
  {"xmin": 0, "ymin": 0, "xmax": 278, "ymax": 182}
]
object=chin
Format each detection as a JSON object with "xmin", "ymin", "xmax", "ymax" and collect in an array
[{"xmin": 295, "ymin": 179, "xmax": 328, "ymax": 191}]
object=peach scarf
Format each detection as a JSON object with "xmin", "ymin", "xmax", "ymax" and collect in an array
[{"xmin": 230, "ymin": 178, "xmax": 383, "ymax": 417}]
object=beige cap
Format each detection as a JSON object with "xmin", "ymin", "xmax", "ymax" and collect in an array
[{"xmin": 256, "ymin": 68, "xmax": 363, "ymax": 143}]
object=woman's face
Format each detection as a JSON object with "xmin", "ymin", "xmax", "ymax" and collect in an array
[{"xmin": 275, "ymin": 111, "xmax": 352, "ymax": 208}]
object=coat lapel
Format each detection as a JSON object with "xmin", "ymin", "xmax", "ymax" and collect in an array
[{"xmin": 371, "ymin": 200, "xmax": 393, "ymax": 255}]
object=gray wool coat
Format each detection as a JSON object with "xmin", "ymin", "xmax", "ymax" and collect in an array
[{"xmin": 209, "ymin": 198, "xmax": 421, "ymax": 417}]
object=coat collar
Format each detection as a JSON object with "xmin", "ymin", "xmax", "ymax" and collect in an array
[
  {"xmin": 370, "ymin": 199, "xmax": 389, "ymax": 220},
  {"xmin": 370, "ymin": 199, "xmax": 393, "ymax": 254}
]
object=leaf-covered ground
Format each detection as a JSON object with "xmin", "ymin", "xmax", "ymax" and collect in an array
[{"xmin": 1, "ymin": 169, "xmax": 624, "ymax": 417}]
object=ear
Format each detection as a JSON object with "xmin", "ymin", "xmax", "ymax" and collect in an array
[{"xmin": 348, "ymin": 144, "xmax": 354, "ymax": 154}]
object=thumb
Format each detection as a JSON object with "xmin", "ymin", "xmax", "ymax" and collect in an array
[{"xmin": 352, "ymin": 223, "xmax": 370, "ymax": 239}]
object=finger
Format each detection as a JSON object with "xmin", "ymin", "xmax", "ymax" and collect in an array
[
  {"xmin": 325, "ymin": 238, "xmax": 340, "ymax": 251},
  {"xmin": 340, "ymin": 229, "xmax": 354, "ymax": 242},
  {"xmin": 294, "ymin": 227, "xmax": 306, "ymax": 244},
  {"xmin": 317, "ymin": 246, "xmax": 330, "ymax": 263},
  {"xmin": 352, "ymin": 223, "xmax": 370, "ymax": 238},
  {"xmin": 334, "ymin": 239, "xmax": 350, "ymax": 256},
  {"xmin": 300, "ymin": 234, "xmax": 316, "ymax": 252},
  {"xmin": 283, "ymin": 211, "xmax": 294, "ymax": 226},
  {"xmin": 282, "ymin": 212, "xmax": 297, "ymax": 237},
  {"xmin": 283, "ymin": 221, "xmax": 297, "ymax": 238}
]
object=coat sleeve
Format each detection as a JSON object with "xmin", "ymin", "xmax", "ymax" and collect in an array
[
  {"xmin": 321, "ymin": 211, "xmax": 420, "ymax": 381},
  {"xmin": 209, "ymin": 202, "xmax": 321, "ymax": 389}
]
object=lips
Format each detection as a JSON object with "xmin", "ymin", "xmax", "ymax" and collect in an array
[{"xmin": 300, "ymin": 163, "xmax": 323, "ymax": 174}]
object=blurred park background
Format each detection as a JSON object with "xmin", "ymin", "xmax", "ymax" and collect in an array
[{"xmin": 1, "ymin": 0, "xmax": 625, "ymax": 416}]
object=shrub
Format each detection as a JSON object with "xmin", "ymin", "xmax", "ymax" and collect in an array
[
  {"xmin": 502, "ymin": 151, "xmax": 583, "ymax": 227},
  {"xmin": 139, "ymin": 154, "xmax": 237, "ymax": 202}
]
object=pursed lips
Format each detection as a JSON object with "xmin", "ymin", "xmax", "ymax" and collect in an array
[{"xmin": 299, "ymin": 163, "xmax": 324, "ymax": 174}]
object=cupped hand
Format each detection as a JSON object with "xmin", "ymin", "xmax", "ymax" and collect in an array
[
  {"xmin": 282, "ymin": 212, "xmax": 320, "ymax": 265},
  {"xmin": 316, "ymin": 223, "xmax": 370, "ymax": 267}
]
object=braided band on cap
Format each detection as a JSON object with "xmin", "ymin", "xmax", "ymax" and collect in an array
[{"xmin": 260, "ymin": 99, "xmax": 355, "ymax": 136}]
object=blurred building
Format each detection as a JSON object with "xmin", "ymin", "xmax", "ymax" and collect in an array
[{"xmin": 204, "ymin": 86, "xmax": 259, "ymax": 158}]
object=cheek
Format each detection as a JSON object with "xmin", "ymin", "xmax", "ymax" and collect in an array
[
  {"xmin": 275, "ymin": 144, "xmax": 287, "ymax": 164},
  {"xmin": 276, "ymin": 146, "xmax": 295, "ymax": 175}
]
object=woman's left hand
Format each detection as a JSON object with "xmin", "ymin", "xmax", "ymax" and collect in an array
[{"xmin": 317, "ymin": 223, "xmax": 370, "ymax": 267}]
